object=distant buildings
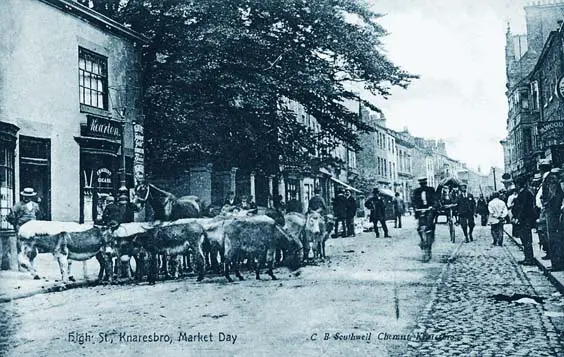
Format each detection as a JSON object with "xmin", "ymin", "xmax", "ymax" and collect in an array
[
  {"xmin": 502, "ymin": 0, "xmax": 564, "ymax": 181},
  {"xmin": 357, "ymin": 110, "xmax": 497, "ymax": 205}
]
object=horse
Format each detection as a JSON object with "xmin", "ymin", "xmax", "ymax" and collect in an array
[
  {"xmin": 133, "ymin": 183, "xmax": 201, "ymax": 221},
  {"xmin": 133, "ymin": 182, "xmax": 203, "ymax": 276}
]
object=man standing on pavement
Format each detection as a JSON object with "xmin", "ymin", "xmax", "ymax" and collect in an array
[
  {"xmin": 542, "ymin": 167, "xmax": 564, "ymax": 271},
  {"xmin": 393, "ymin": 192, "xmax": 405, "ymax": 229},
  {"xmin": 488, "ymin": 192, "xmax": 508, "ymax": 246},
  {"xmin": 511, "ymin": 177, "xmax": 536, "ymax": 266},
  {"xmin": 7, "ymin": 187, "xmax": 42, "ymax": 233},
  {"xmin": 344, "ymin": 189, "xmax": 357, "ymax": 237},
  {"xmin": 536, "ymin": 159, "xmax": 552, "ymax": 260},
  {"xmin": 364, "ymin": 188, "xmax": 390, "ymax": 238},
  {"xmin": 457, "ymin": 184, "xmax": 476, "ymax": 243},
  {"xmin": 308, "ymin": 188, "xmax": 326, "ymax": 213},
  {"xmin": 332, "ymin": 188, "xmax": 347, "ymax": 237}
]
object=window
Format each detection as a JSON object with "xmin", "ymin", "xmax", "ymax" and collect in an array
[
  {"xmin": 520, "ymin": 91, "xmax": 529, "ymax": 109},
  {"xmin": 0, "ymin": 146, "xmax": 15, "ymax": 230},
  {"xmin": 79, "ymin": 47, "xmax": 108, "ymax": 109},
  {"xmin": 530, "ymin": 81, "xmax": 539, "ymax": 111}
]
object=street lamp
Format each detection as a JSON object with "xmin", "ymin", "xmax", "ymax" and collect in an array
[{"xmin": 115, "ymin": 107, "xmax": 129, "ymax": 201}]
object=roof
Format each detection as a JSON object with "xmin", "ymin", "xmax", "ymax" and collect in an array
[{"xmin": 38, "ymin": 0, "xmax": 149, "ymax": 44}]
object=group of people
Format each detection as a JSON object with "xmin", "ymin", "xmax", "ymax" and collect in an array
[{"xmin": 407, "ymin": 160, "xmax": 564, "ymax": 270}]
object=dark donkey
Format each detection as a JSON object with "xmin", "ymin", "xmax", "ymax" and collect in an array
[{"xmin": 133, "ymin": 182, "xmax": 202, "ymax": 277}]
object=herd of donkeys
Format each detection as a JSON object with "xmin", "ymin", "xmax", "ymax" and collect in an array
[{"xmin": 15, "ymin": 206, "xmax": 335, "ymax": 285}]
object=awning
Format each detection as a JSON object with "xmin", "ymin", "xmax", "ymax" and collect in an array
[
  {"xmin": 377, "ymin": 188, "xmax": 395, "ymax": 198},
  {"xmin": 330, "ymin": 176, "xmax": 361, "ymax": 193}
]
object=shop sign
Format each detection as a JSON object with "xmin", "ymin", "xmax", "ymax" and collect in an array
[
  {"xmin": 538, "ymin": 120, "xmax": 564, "ymax": 144},
  {"xmin": 86, "ymin": 116, "xmax": 121, "ymax": 140},
  {"xmin": 133, "ymin": 124, "xmax": 145, "ymax": 181},
  {"xmin": 97, "ymin": 167, "xmax": 112, "ymax": 184}
]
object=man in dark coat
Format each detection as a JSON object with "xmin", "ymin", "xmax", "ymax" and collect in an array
[
  {"xmin": 457, "ymin": 184, "xmax": 476, "ymax": 242},
  {"xmin": 392, "ymin": 192, "xmax": 405, "ymax": 228},
  {"xmin": 512, "ymin": 177, "xmax": 536, "ymax": 265},
  {"xmin": 344, "ymin": 189, "xmax": 357, "ymax": 237},
  {"xmin": 332, "ymin": 188, "xmax": 347, "ymax": 237},
  {"xmin": 364, "ymin": 188, "xmax": 390, "ymax": 238},
  {"xmin": 308, "ymin": 188, "xmax": 326, "ymax": 213},
  {"xmin": 411, "ymin": 177, "xmax": 437, "ymax": 238},
  {"xmin": 476, "ymin": 194, "xmax": 489, "ymax": 226},
  {"xmin": 543, "ymin": 167, "xmax": 564, "ymax": 271},
  {"xmin": 102, "ymin": 195, "xmax": 121, "ymax": 225}
]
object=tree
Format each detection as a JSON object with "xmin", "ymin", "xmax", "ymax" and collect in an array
[{"xmin": 112, "ymin": 0, "xmax": 416, "ymax": 177}]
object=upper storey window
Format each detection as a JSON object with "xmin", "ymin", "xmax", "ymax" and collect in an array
[{"xmin": 79, "ymin": 47, "xmax": 108, "ymax": 110}]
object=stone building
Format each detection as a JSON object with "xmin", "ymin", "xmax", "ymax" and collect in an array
[
  {"xmin": 503, "ymin": 1, "xmax": 564, "ymax": 181},
  {"xmin": 529, "ymin": 22, "xmax": 564, "ymax": 167},
  {"xmin": 0, "ymin": 0, "xmax": 146, "ymax": 268}
]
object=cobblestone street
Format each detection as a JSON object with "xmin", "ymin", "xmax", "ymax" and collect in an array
[{"xmin": 407, "ymin": 223, "xmax": 564, "ymax": 357}]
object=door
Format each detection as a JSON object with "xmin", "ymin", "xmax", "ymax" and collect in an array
[{"xmin": 19, "ymin": 137, "xmax": 51, "ymax": 220}]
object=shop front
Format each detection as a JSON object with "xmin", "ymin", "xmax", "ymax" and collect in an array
[
  {"xmin": 0, "ymin": 122, "xmax": 19, "ymax": 269},
  {"xmin": 75, "ymin": 115, "xmax": 122, "ymax": 223}
]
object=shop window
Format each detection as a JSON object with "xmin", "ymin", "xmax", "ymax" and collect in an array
[
  {"xmin": 79, "ymin": 47, "xmax": 108, "ymax": 110},
  {"xmin": 0, "ymin": 147, "xmax": 15, "ymax": 230}
]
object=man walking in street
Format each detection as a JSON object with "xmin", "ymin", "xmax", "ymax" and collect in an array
[
  {"xmin": 488, "ymin": 192, "xmax": 508, "ymax": 246},
  {"xmin": 332, "ymin": 188, "xmax": 347, "ymax": 238},
  {"xmin": 457, "ymin": 184, "xmax": 476, "ymax": 243},
  {"xmin": 512, "ymin": 177, "xmax": 536, "ymax": 266},
  {"xmin": 411, "ymin": 177, "xmax": 437, "ymax": 243},
  {"xmin": 344, "ymin": 189, "xmax": 357, "ymax": 237},
  {"xmin": 364, "ymin": 188, "xmax": 390, "ymax": 238},
  {"xmin": 393, "ymin": 192, "xmax": 405, "ymax": 228},
  {"xmin": 476, "ymin": 194, "xmax": 489, "ymax": 226}
]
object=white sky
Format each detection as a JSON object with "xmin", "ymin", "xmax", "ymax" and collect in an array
[{"xmin": 363, "ymin": 0, "xmax": 529, "ymax": 172}]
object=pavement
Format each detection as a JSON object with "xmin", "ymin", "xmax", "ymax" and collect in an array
[
  {"xmin": 505, "ymin": 225, "xmax": 564, "ymax": 296},
  {"xmin": 0, "ymin": 254, "xmax": 103, "ymax": 302}
]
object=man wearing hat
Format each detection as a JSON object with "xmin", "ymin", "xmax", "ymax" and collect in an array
[
  {"xmin": 332, "ymin": 188, "xmax": 348, "ymax": 238},
  {"xmin": 501, "ymin": 173, "xmax": 515, "ymax": 192},
  {"xmin": 537, "ymin": 159, "xmax": 553, "ymax": 259},
  {"xmin": 542, "ymin": 166, "xmax": 564, "ymax": 271},
  {"xmin": 364, "ymin": 188, "xmax": 390, "ymax": 238},
  {"xmin": 101, "ymin": 195, "xmax": 121, "ymax": 226},
  {"xmin": 7, "ymin": 187, "xmax": 42, "ymax": 233},
  {"xmin": 456, "ymin": 183, "xmax": 476, "ymax": 242},
  {"xmin": 512, "ymin": 177, "xmax": 536, "ymax": 265},
  {"xmin": 411, "ymin": 177, "xmax": 437, "ymax": 237}
]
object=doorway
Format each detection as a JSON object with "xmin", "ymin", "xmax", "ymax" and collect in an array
[{"xmin": 19, "ymin": 136, "xmax": 51, "ymax": 220}]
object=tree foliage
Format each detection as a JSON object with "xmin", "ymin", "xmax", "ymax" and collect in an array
[{"xmin": 93, "ymin": 0, "xmax": 416, "ymax": 177}]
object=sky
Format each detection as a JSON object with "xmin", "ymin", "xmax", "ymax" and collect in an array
[{"xmin": 362, "ymin": 0, "xmax": 531, "ymax": 172}]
